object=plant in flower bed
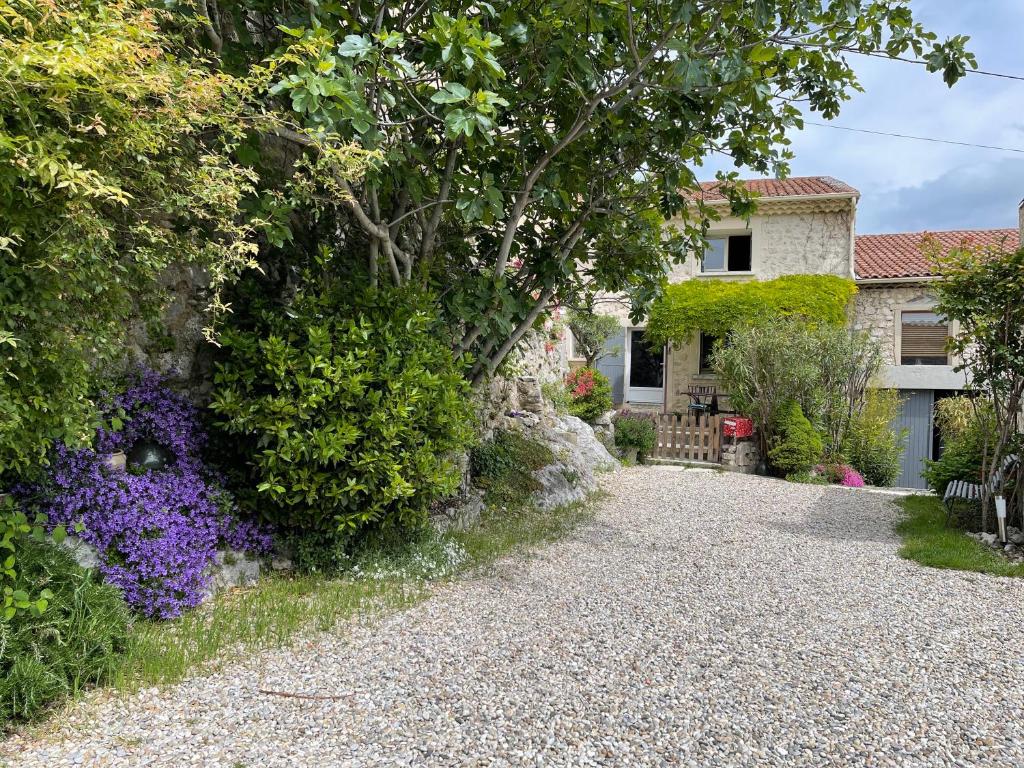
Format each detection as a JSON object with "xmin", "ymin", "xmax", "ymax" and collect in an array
[
  {"xmin": 613, "ymin": 411, "xmax": 657, "ymax": 462},
  {"xmin": 565, "ymin": 367, "xmax": 614, "ymax": 423},
  {"xmin": 23, "ymin": 370, "xmax": 271, "ymax": 619},
  {"xmin": 787, "ymin": 463, "xmax": 865, "ymax": 488}
]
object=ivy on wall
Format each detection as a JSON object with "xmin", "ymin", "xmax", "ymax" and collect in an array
[{"xmin": 645, "ymin": 274, "xmax": 857, "ymax": 344}]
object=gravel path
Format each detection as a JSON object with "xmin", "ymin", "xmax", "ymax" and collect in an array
[{"xmin": 6, "ymin": 467, "xmax": 1024, "ymax": 767}]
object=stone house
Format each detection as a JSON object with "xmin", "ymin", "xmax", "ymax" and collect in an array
[
  {"xmin": 566, "ymin": 176, "xmax": 1022, "ymax": 487},
  {"xmin": 851, "ymin": 226, "xmax": 1019, "ymax": 486}
]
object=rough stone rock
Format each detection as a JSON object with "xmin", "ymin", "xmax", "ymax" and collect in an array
[
  {"xmin": 432, "ymin": 491, "xmax": 485, "ymax": 533},
  {"xmin": 270, "ymin": 556, "xmax": 294, "ymax": 572},
  {"xmin": 722, "ymin": 438, "xmax": 761, "ymax": 474},
  {"xmin": 528, "ymin": 415, "xmax": 619, "ymax": 510},
  {"xmin": 515, "ymin": 376, "xmax": 545, "ymax": 414},
  {"xmin": 980, "ymin": 532, "xmax": 998, "ymax": 547},
  {"xmin": 60, "ymin": 535, "xmax": 101, "ymax": 570},
  {"xmin": 594, "ymin": 409, "xmax": 615, "ymax": 427},
  {"xmin": 204, "ymin": 549, "xmax": 261, "ymax": 598},
  {"xmin": 1009, "ymin": 528, "xmax": 1024, "ymax": 546}
]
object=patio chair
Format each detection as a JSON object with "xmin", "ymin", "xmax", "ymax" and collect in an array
[{"xmin": 684, "ymin": 385, "xmax": 719, "ymax": 416}]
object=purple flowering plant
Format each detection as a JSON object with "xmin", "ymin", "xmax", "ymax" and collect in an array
[{"xmin": 24, "ymin": 369, "xmax": 271, "ymax": 619}]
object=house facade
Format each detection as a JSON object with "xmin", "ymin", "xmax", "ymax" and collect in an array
[
  {"xmin": 570, "ymin": 176, "xmax": 1022, "ymax": 488},
  {"xmin": 851, "ymin": 227, "xmax": 1019, "ymax": 486}
]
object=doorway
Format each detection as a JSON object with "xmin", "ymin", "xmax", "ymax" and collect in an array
[{"xmin": 624, "ymin": 328, "xmax": 665, "ymax": 406}]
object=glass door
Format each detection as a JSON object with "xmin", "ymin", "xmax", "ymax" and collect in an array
[{"xmin": 625, "ymin": 328, "xmax": 665, "ymax": 405}]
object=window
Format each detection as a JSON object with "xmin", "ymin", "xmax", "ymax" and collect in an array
[
  {"xmin": 568, "ymin": 331, "xmax": 584, "ymax": 361},
  {"xmin": 699, "ymin": 332, "xmax": 720, "ymax": 374},
  {"xmin": 701, "ymin": 234, "xmax": 752, "ymax": 273},
  {"xmin": 900, "ymin": 310, "xmax": 950, "ymax": 365}
]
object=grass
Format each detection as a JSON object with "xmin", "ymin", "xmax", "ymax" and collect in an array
[
  {"xmin": 452, "ymin": 494, "xmax": 599, "ymax": 569},
  {"xmin": 113, "ymin": 575, "xmax": 424, "ymax": 690},
  {"xmin": 895, "ymin": 494, "xmax": 1024, "ymax": 577},
  {"xmin": 111, "ymin": 492, "xmax": 600, "ymax": 692}
]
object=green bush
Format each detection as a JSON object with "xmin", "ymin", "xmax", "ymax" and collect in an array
[
  {"xmin": 843, "ymin": 389, "xmax": 906, "ymax": 487},
  {"xmin": 1, "ymin": 539, "xmax": 130, "ymax": 724},
  {"xmin": 922, "ymin": 399, "xmax": 994, "ymax": 497},
  {"xmin": 540, "ymin": 380, "xmax": 573, "ymax": 415},
  {"xmin": 470, "ymin": 429, "xmax": 554, "ymax": 508},
  {"xmin": 210, "ymin": 284, "xmax": 474, "ymax": 543},
  {"xmin": 614, "ymin": 414, "xmax": 657, "ymax": 461},
  {"xmin": 786, "ymin": 470, "xmax": 830, "ymax": 485},
  {"xmin": 767, "ymin": 401, "xmax": 823, "ymax": 476},
  {"xmin": 565, "ymin": 367, "xmax": 614, "ymax": 423}
]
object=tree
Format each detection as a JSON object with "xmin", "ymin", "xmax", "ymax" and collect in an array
[
  {"xmin": 567, "ymin": 310, "xmax": 621, "ymax": 368},
  {"xmin": 711, "ymin": 318, "xmax": 881, "ymax": 458},
  {"xmin": 237, "ymin": 0, "xmax": 972, "ymax": 384},
  {"xmin": 930, "ymin": 241, "xmax": 1024, "ymax": 529},
  {"xmin": 0, "ymin": 0, "xmax": 368, "ymax": 478}
]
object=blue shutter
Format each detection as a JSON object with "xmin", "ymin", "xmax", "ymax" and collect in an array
[{"xmin": 596, "ymin": 329, "xmax": 626, "ymax": 405}]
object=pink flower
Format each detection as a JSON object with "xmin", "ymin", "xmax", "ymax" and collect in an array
[{"xmin": 841, "ymin": 466, "xmax": 865, "ymax": 487}]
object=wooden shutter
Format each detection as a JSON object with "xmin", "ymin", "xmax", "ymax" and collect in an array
[{"xmin": 901, "ymin": 321, "xmax": 948, "ymax": 358}]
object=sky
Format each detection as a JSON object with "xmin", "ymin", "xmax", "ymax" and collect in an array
[{"xmin": 700, "ymin": 0, "xmax": 1024, "ymax": 234}]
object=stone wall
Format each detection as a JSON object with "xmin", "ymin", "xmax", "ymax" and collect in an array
[
  {"xmin": 852, "ymin": 284, "xmax": 937, "ymax": 366},
  {"xmin": 125, "ymin": 263, "xmax": 215, "ymax": 403},
  {"xmin": 666, "ymin": 204, "xmax": 854, "ymax": 282},
  {"xmin": 721, "ymin": 436, "xmax": 760, "ymax": 474}
]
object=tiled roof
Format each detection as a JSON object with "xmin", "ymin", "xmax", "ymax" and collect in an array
[
  {"xmin": 697, "ymin": 176, "xmax": 860, "ymax": 202},
  {"xmin": 855, "ymin": 229, "xmax": 1020, "ymax": 280}
]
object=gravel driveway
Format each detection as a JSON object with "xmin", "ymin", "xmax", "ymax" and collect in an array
[{"xmin": 6, "ymin": 467, "xmax": 1024, "ymax": 767}]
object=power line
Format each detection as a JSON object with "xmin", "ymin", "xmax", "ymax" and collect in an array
[
  {"xmin": 803, "ymin": 121, "xmax": 1024, "ymax": 154},
  {"xmin": 847, "ymin": 49, "xmax": 1024, "ymax": 82},
  {"xmin": 784, "ymin": 41, "xmax": 1024, "ymax": 82}
]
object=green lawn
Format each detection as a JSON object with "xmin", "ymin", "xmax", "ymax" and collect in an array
[
  {"xmin": 114, "ymin": 495, "xmax": 598, "ymax": 691},
  {"xmin": 895, "ymin": 494, "xmax": 1024, "ymax": 577}
]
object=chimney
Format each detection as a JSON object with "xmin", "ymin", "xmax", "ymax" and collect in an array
[{"xmin": 1019, "ymin": 198, "xmax": 1024, "ymax": 242}]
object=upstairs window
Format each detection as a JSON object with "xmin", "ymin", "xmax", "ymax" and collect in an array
[
  {"xmin": 900, "ymin": 310, "xmax": 950, "ymax": 365},
  {"xmin": 701, "ymin": 234, "xmax": 752, "ymax": 273}
]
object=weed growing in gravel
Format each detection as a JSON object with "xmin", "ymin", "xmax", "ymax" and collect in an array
[
  {"xmin": 452, "ymin": 494, "xmax": 600, "ymax": 569},
  {"xmin": 114, "ymin": 576, "xmax": 424, "ymax": 690},
  {"xmin": 896, "ymin": 495, "xmax": 1024, "ymax": 577}
]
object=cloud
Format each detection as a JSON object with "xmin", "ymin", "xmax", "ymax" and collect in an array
[
  {"xmin": 697, "ymin": 1, "xmax": 1024, "ymax": 233},
  {"xmin": 855, "ymin": 160, "xmax": 1024, "ymax": 234}
]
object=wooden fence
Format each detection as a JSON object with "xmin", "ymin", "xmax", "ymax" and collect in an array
[{"xmin": 651, "ymin": 413, "xmax": 722, "ymax": 463}]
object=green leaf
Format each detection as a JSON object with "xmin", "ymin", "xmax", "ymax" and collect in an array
[{"xmin": 430, "ymin": 83, "xmax": 471, "ymax": 104}]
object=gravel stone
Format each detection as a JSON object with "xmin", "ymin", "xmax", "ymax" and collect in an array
[{"xmin": 6, "ymin": 468, "xmax": 1024, "ymax": 767}]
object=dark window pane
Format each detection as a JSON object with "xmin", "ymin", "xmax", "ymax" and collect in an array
[
  {"xmin": 699, "ymin": 332, "xmax": 719, "ymax": 374},
  {"xmin": 629, "ymin": 330, "xmax": 664, "ymax": 388},
  {"xmin": 727, "ymin": 235, "xmax": 752, "ymax": 271}
]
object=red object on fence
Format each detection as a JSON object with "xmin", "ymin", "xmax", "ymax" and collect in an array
[{"xmin": 722, "ymin": 417, "xmax": 754, "ymax": 439}]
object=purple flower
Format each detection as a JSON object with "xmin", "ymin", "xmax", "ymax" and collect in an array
[{"xmin": 21, "ymin": 369, "xmax": 272, "ymax": 619}]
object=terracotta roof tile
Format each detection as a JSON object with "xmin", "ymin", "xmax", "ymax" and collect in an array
[
  {"xmin": 697, "ymin": 176, "xmax": 860, "ymax": 201},
  {"xmin": 855, "ymin": 229, "xmax": 1020, "ymax": 280}
]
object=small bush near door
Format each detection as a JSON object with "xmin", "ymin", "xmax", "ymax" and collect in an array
[
  {"xmin": 922, "ymin": 397, "xmax": 995, "ymax": 497},
  {"xmin": 613, "ymin": 413, "xmax": 657, "ymax": 462},
  {"xmin": 564, "ymin": 367, "xmax": 613, "ymax": 422},
  {"xmin": 844, "ymin": 388, "xmax": 906, "ymax": 487}
]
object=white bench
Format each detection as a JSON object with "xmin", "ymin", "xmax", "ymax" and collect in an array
[{"xmin": 943, "ymin": 453, "xmax": 1018, "ymax": 514}]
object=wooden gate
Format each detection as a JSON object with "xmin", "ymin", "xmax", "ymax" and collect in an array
[{"xmin": 652, "ymin": 413, "xmax": 722, "ymax": 463}]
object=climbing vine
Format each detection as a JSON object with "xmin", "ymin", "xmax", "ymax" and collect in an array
[{"xmin": 645, "ymin": 275, "xmax": 857, "ymax": 344}]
